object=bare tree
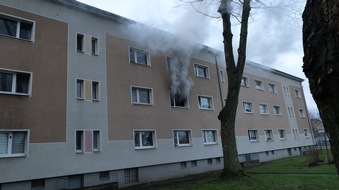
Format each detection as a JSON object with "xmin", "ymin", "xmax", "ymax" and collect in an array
[{"xmin": 303, "ymin": 0, "xmax": 339, "ymax": 176}]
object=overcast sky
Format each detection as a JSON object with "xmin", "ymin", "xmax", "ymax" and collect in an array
[{"xmin": 78, "ymin": 0, "xmax": 317, "ymax": 110}]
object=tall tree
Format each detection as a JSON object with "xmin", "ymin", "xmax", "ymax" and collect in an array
[
  {"xmin": 303, "ymin": 0, "xmax": 339, "ymax": 176},
  {"xmin": 217, "ymin": 0, "xmax": 251, "ymax": 179}
]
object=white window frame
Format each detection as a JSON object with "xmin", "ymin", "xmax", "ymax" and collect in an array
[
  {"xmin": 268, "ymin": 83, "xmax": 277, "ymax": 93},
  {"xmin": 170, "ymin": 92, "xmax": 189, "ymax": 108},
  {"xmin": 0, "ymin": 68, "xmax": 32, "ymax": 96},
  {"xmin": 273, "ymin": 105, "xmax": 282, "ymax": 115},
  {"xmin": 219, "ymin": 70, "xmax": 225, "ymax": 83},
  {"xmin": 241, "ymin": 76, "xmax": 249, "ymax": 87},
  {"xmin": 0, "ymin": 129, "xmax": 29, "ymax": 158},
  {"xmin": 133, "ymin": 130, "xmax": 156, "ymax": 149},
  {"xmin": 129, "ymin": 47, "xmax": 150, "ymax": 66},
  {"xmin": 202, "ymin": 130, "xmax": 218, "ymax": 145},
  {"xmin": 304, "ymin": 128, "xmax": 310, "ymax": 138},
  {"xmin": 194, "ymin": 63, "xmax": 210, "ymax": 79},
  {"xmin": 255, "ymin": 80, "xmax": 264, "ymax": 90},
  {"xmin": 131, "ymin": 86, "xmax": 153, "ymax": 105},
  {"xmin": 76, "ymin": 79, "xmax": 84, "ymax": 100},
  {"xmin": 198, "ymin": 95, "xmax": 214, "ymax": 110},
  {"xmin": 259, "ymin": 104, "xmax": 269, "ymax": 115},
  {"xmin": 264, "ymin": 129, "xmax": 273, "ymax": 141},
  {"xmin": 248, "ymin": 130, "xmax": 258, "ymax": 142},
  {"xmin": 243, "ymin": 101, "xmax": 254, "ymax": 113},
  {"xmin": 92, "ymin": 81, "xmax": 100, "ymax": 101},
  {"xmin": 295, "ymin": 89, "xmax": 301, "ymax": 98},
  {"xmin": 76, "ymin": 33, "xmax": 84, "ymax": 52},
  {"xmin": 173, "ymin": 130, "xmax": 192, "ymax": 147},
  {"xmin": 278, "ymin": 129, "xmax": 286, "ymax": 140},
  {"xmin": 0, "ymin": 13, "xmax": 35, "ymax": 41},
  {"xmin": 91, "ymin": 37, "xmax": 99, "ymax": 55},
  {"xmin": 299, "ymin": 108, "xmax": 306, "ymax": 117},
  {"xmin": 92, "ymin": 130, "xmax": 101, "ymax": 152}
]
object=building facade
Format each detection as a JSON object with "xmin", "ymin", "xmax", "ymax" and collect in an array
[{"xmin": 0, "ymin": 0, "xmax": 313, "ymax": 189}]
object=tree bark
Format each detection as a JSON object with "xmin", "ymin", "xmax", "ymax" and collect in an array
[
  {"xmin": 303, "ymin": 0, "xmax": 339, "ymax": 176},
  {"xmin": 218, "ymin": 0, "xmax": 251, "ymax": 179}
]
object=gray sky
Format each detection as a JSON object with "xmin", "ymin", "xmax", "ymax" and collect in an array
[{"xmin": 78, "ymin": 0, "xmax": 317, "ymax": 110}]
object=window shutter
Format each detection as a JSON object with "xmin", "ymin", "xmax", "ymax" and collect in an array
[
  {"xmin": 11, "ymin": 132, "xmax": 25, "ymax": 154},
  {"xmin": 0, "ymin": 133, "xmax": 9, "ymax": 154}
]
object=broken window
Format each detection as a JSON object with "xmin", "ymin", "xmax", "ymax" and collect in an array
[{"xmin": 170, "ymin": 93, "xmax": 188, "ymax": 108}]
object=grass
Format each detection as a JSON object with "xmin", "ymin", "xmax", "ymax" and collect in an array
[{"xmin": 122, "ymin": 152, "xmax": 339, "ymax": 190}]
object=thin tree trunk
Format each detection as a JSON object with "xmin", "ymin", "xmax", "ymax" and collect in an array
[
  {"xmin": 218, "ymin": 0, "xmax": 251, "ymax": 179},
  {"xmin": 303, "ymin": 0, "xmax": 339, "ymax": 176}
]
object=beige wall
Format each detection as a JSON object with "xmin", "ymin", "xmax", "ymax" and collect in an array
[
  {"xmin": 106, "ymin": 35, "xmax": 223, "ymax": 140},
  {"xmin": 236, "ymin": 73, "xmax": 291, "ymax": 136},
  {"xmin": 0, "ymin": 5, "xmax": 68, "ymax": 143}
]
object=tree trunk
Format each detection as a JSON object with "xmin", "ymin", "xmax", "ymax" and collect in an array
[
  {"xmin": 303, "ymin": 0, "xmax": 339, "ymax": 176},
  {"xmin": 218, "ymin": 0, "xmax": 251, "ymax": 179}
]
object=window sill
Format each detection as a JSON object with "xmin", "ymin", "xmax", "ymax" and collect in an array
[
  {"xmin": 274, "ymin": 114, "xmax": 282, "ymax": 116},
  {"xmin": 279, "ymin": 138, "xmax": 286, "ymax": 141},
  {"xmin": 199, "ymin": 108, "xmax": 214, "ymax": 111},
  {"xmin": 266, "ymin": 139, "xmax": 274, "ymax": 142},
  {"xmin": 76, "ymin": 97, "xmax": 84, "ymax": 100},
  {"xmin": 77, "ymin": 50, "xmax": 84, "ymax": 53},
  {"xmin": 130, "ymin": 62, "xmax": 151, "ymax": 67},
  {"xmin": 0, "ymin": 34, "xmax": 33, "ymax": 42},
  {"xmin": 171, "ymin": 106, "xmax": 189, "ymax": 109},
  {"xmin": 256, "ymin": 89, "xmax": 264, "ymax": 91},
  {"xmin": 203, "ymin": 142, "xmax": 217, "ymax": 146},
  {"xmin": 92, "ymin": 99, "xmax": 100, "ymax": 102},
  {"xmin": 75, "ymin": 150, "xmax": 83, "ymax": 154},
  {"xmin": 175, "ymin": 144, "xmax": 192, "ymax": 147},
  {"xmin": 134, "ymin": 146, "xmax": 156, "ymax": 150},
  {"xmin": 249, "ymin": 140, "xmax": 258, "ymax": 143},
  {"xmin": 195, "ymin": 76, "xmax": 210, "ymax": 79},
  {"xmin": 0, "ymin": 154, "xmax": 26, "ymax": 158},
  {"xmin": 132, "ymin": 102, "xmax": 153, "ymax": 106},
  {"xmin": 241, "ymin": 85, "xmax": 250, "ymax": 88},
  {"xmin": 244, "ymin": 111, "xmax": 254, "ymax": 114},
  {"xmin": 260, "ymin": 113, "xmax": 269, "ymax": 115},
  {"xmin": 0, "ymin": 92, "xmax": 30, "ymax": 96}
]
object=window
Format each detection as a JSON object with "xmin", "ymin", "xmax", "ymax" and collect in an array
[
  {"xmin": 243, "ymin": 102, "xmax": 253, "ymax": 113},
  {"xmin": 304, "ymin": 129, "xmax": 309, "ymax": 137},
  {"xmin": 295, "ymin": 89, "xmax": 301, "ymax": 98},
  {"xmin": 216, "ymin": 157, "xmax": 221, "ymax": 164},
  {"xmin": 77, "ymin": 33, "xmax": 84, "ymax": 52},
  {"xmin": 0, "ymin": 131, "xmax": 28, "ymax": 157},
  {"xmin": 131, "ymin": 86, "xmax": 153, "ymax": 105},
  {"xmin": 248, "ymin": 130, "xmax": 258, "ymax": 141},
  {"xmin": 129, "ymin": 47, "xmax": 149, "ymax": 66},
  {"xmin": 180, "ymin": 162, "xmax": 187, "ymax": 168},
  {"xmin": 31, "ymin": 179, "xmax": 45, "ymax": 189},
  {"xmin": 91, "ymin": 37, "xmax": 98, "ymax": 55},
  {"xmin": 0, "ymin": 69, "xmax": 31, "ymax": 96},
  {"xmin": 202, "ymin": 130, "xmax": 217, "ymax": 145},
  {"xmin": 194, "ymin": 64, "xmax": 209, "ymax": 78},
  {"xmin": 268, "ymin": 83, "xmax": 277, "ymax": 93},
  {"xmin": 134, "ymin": 130, "xmax": 156, "ymax": 149},
  {"xmin": 75, "ymin": 130, "xmax": 100, "ymax": 153},
  {"xmin": 278, "ymin": 129, "xmax": 286, "ymax": 139},
  {"xmin": 241, "ymin": 77, "xmax": 248, "ymax": 87},
  {"xmin": 99, "ymin": 171, "xmax": 110, "ymax": 181},
  {"xmin": 170, "ymin": 93, "xmax": 188, "ymax": 108},
  {"xmin": 166, "ymin": 56, "xmax": 174, "ymax": 70},
  {"xmin": 255, "ymin": 80, "xmax": 263, "ymax": 90},
  {"xmin": 207, "ymin": 158, "xmax": 213, "ymax": 165},
  {"xmin": 299, "ymin": 109, "xmax": 305, "ymax": 117},
  {"xmin": 198, "ymin": 95, "xmax": 213, "ymax": 110},
  {"xmin": 264, "ymin": 130, "xmax": 273, "ymax": 141},
  {"xmin": 75, "ymin": 130, "xmax": 83, "ymax": 152},
  {"xmin": 273, "ymin": 105, "xmax": 282, "ymax": 115},
  {"xmin": 173, "ymin": 130, "xmax": 192, "ymax": 146},
  {"xmin": 92, "ymin": 81, "xmax": 99, "ymax": 101},
  {"xmin": 191, "ymin": 160, "xmax": 197, "ymax": 167},
  {"xmin": 93, "ymin": 130, "xmax": 100, "ymax": 151},
  {"xmin": 219, "ymin": 70, "xmax": 225, "ymax": 83},
  {"xmin": 124, "ymin": 168, "xmax": 139, "ymax": 184},
  {"xmin": 0, "ymin": 14, "xmax": 34, "ymax": 41},
  {"xmin": 259, "ymin": 104, "xmax": 269, "ymax": 114},
  {"xmin": 76, "ymin": 79, "xmax": 84, "ymax": 99}
]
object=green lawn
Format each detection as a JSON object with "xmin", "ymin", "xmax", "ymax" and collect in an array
[{"xmin": 123, "ymin": 153, "xmax": 339, "ymax": 190}]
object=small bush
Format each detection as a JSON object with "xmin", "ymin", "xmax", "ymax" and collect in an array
[{"xmin": 306, "ymin": 147, "xmax": 325, "ymax": 166}]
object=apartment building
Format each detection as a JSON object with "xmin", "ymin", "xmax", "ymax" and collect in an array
[{"xmin": 0, "ymin": 0, "xmax": 313, "ymax": 189}]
